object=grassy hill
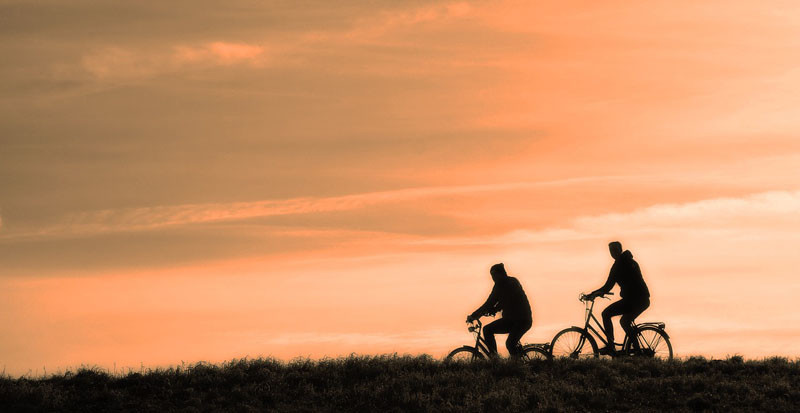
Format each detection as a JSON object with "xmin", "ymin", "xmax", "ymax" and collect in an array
[{"xmin": 1, "ymin": 355, "xmax": 799, "ymax": 412}]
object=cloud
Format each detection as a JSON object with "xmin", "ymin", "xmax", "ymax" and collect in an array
[
  {"xmin": 82, "ymin": 41, "xmax": 267, "ymax": 81},
  {"xmin": 81, "ymin": 47, "xmax": 162, "ymax": 80},
  {"xmin": 371, "ymin": 1, "xmax": 473, "ymax": 28},
  {"xmin": 7, "ymin": 181, "xmax": 799, "ymax": 244},
  {"xmin": 0, "ymin": 177, "xmax": 627, "ymax": 240},
  {"xmin": 415, "ymin": 189, "xmax": 800, "ymax": 247},
  {"xmin": 174, "ymin": 42, "xmax": 266, "ymax": 66},
  {"xmin": 573, "ymin": 190, "xmax": 800, "ymax": 231},
  {"xmin": 312, "ymin": 2, "xmax": 474, "ymax": 43},
  {"xmin": 76, "ymin": 2, "xmax": 471, "ymax": 83}
]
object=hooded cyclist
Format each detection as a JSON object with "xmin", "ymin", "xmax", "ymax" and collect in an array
[
  {"xmin": 466, "ymin": 263, "xmax": 532, "ymax": 357},
  {"xmin": 585, "ymin": 241, "xmax": 650, "ymax": 355}
]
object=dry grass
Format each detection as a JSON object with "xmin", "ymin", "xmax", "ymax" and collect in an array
[{"xmin": 1, "ymin": 355, "xmax": 799, "ymax": 412}]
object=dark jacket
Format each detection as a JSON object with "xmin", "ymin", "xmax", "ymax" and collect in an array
[
  {"xmin": 471, "ymin": 276, "xmax": 532, "ymax": 322},
  {"xmin": 596, "ymin": 250, "xmax": 650, "ymax": 299}
]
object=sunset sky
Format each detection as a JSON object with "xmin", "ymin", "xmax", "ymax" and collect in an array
[{"xmin": 2, "ymin": 0, "xmax": 800, "ymax": 376}]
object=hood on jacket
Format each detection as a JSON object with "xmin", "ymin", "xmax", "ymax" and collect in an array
[{"xmin": 490, "ymin": 263, "xmax": 508, "ymax": 282}]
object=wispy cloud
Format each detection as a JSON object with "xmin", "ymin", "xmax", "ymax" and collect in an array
[
  {"xmin": 69, "ymin": 2, "xmax": 479, "ymax": 85},
  {"xmin": 416, "ymin": 189, "xmax": 800, "ymax": 247},
  {"xmin": 574, "ymin": 190, "xmax": 800, "ymax": 230},
  {"xmin": 173, "ymin": 42, "xmax": 266, "ymax": 66},
  {"xmin": 75, "ymin": 2, "xmax": 474, "ymax": 84},
  {"xmin": 0, "ymin": 177, "xmax": 631, "ymax": 240},
  {"xmin": 343, "ymin": 2, "xmax": 474, "ymax": 41},
  {"xmin": 82, "ymin": 41, "xmax": 267, "ymax": 81},
  {"xmin": 81, "ymin": 47, "xmax": 160, "ymax": 80}
]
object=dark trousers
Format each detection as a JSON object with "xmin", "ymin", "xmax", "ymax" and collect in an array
[
  {"xmin": 483, "ymin": 318, "xmax": 532, "ymax": 356},
  {"xmin": 601, "ymin": 297, "xmax": 650, "ymax": 348}
]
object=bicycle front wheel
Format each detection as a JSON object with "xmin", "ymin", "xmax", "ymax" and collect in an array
[
  {"xmin": 550, "ymin": 327, "xmax": 598, "ymax": 359},
  {"xmin": 521, "ymin": 345, "xmax": 551, "ymax": 361},
  {"xmin": 445, "ymin": 346, "xmax": 484, "ymax": 362},
  {"xmin": 632, "ymin": 327, "xmax": 673, "ymax": 360}
]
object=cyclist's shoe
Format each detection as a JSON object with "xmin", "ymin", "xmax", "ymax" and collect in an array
[
  {"xmin": 598, "ymin": 346, "xmax": 616, "ymax": 356},
  {"xmin": 510, "ymin": 343, "xmax": 524, "ymax": 359}
]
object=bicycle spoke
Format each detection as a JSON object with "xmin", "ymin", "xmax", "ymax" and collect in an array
[
  {"xmin": 567, "ymin": 334, "xmax": 578, "ymax": 355},
  {"xmin": 552, "ymin": 329, "xmax": 596, "ymax": 359},
  {"xmin": 446, "ymin": 347, "xmax": 481, "ymax": 362},
  {"xmin": 650, "ymin": 334, "xmax": 662, "ymax": 350},
  {"xmin": 646, "ymin": 332, "xmax": 660, "ymax": 351},
  {"xmin": 635, "ymin": 328, "xmax": 672, "ymax": 359},
  {"xmin": 521, "ymin": 346, "xmax": 548, "ymax": 361}
]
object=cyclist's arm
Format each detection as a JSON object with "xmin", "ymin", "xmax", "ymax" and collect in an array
[
  {"xmin": 470, "ymin": 285, "xmax": 499, "ymax": 319},
  {"xmin": 590, "ymin": 266, "xmax": 616, "ymax": 297}
]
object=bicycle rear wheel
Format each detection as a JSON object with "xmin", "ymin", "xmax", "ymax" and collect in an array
[
  {"xmin": 445, "ymin": 346, "xmax": 484, "ymax": 361},
  {"xmin": 550, "ymin": 327, "xmax": 598, "ymax": 359},
  {"xmin": 521, "ymin": 345, "xmax": 550, "ymax": 361},
  {"xmin": 630, "ymin": 327, "xmax": 673, "ymax": 360}
]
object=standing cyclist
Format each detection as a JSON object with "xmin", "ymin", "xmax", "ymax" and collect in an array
[
  {"xmin": 466, "ymin": 263, "xmax": 532, "ymax": 357},
  {"xmin": 585, "ymin": 241, "xmax": 650, "ymax": 355}
]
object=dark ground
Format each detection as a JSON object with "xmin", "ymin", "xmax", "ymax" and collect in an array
[{"xmin": 1, "ymin": 355, "xmax": 799, "ymax": 412}]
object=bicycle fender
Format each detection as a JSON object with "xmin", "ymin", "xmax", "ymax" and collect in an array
[{"xmin": 637, "ymin": 326, "xmax": 670, "ymax": 339}]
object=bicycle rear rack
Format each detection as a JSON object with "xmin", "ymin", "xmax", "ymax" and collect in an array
[
  {"xmin": 525, "ymin": 343, "xmax": 551, "ymax": 351},
  {"xmin": 636, "ymin": 322, "xmax": 666, "ymax": 329}
]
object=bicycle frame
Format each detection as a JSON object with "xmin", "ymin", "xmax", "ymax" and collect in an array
[
  {"xmin": 466, "ymin": 319, "xmax": 533, "ymax": 357},
  {"xmin": 550, "ymin": 293, "xmax": 673, "ymax": 359},
  {"xmin": 468, "ymin": 321, "xmax": 493, "ymax": 357},
  {"xmin": 581, "ymin": 298, "xmax": 615, "ymax": 348},
  {"xmin": 580, "ymin": 297, "xmax": 638, "ymax": 349},
  {"xmin": 581, "ymin": 295, "xmax": 671, "ymax": 351}
]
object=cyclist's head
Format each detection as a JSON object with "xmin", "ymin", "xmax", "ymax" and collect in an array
[
  {"xmin": 490, "ymin": 263, "xmax": 507, "ymax": 281},
  {"xmin": 608, "ymin": 241, "xmax": 623, "ymax": 258}
]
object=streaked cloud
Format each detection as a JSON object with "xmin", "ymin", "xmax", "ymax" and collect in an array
[
  {"xmin": 416, "ymin": 189, "xmax": 800, "ymax": 247},
  {"xmin": 342, "ymin": 2, "xmax": 474, "ymax": 41},
  {"xmin": 81, "ymin": 41, "xmax": 267, "ymax": 81},
  {"xmin": 174, "ymin": 41, "xmax": 266, "ymax": 66},
  {"xmin": 6, "ymin": 182, "xmax": 799, "ymax": 248},
  {"xmin": 574, "ymin": 190, "xmax": 800, "ymax": 231},
  {"xmin": 1, "ymin": 177, "xmax": 629, "ymax": 240},
  {"xmin": 62, "ymin": 2, "xmax": 479, "ymax": 86}
]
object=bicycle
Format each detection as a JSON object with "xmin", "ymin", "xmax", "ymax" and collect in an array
[
  {"xmin": 446, "ymin": 319, "xmax": 551, "ymax": 361},
  {"xmin": 550, "ymin": 292, "xmax": 673, "ymax": 360}
]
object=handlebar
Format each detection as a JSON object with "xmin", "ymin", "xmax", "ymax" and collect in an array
[
  {"xmin": 580, "ymin": 292, "xmax": 614, "ymax": 302},
  {"xmin": 467, "ymin": 319, "xmax": 482, "ymax": 333}
]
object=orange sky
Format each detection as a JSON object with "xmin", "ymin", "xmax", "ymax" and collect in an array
[{"xmin": 2, "ymin": 1, "xmax": 800, "ymax": 376}]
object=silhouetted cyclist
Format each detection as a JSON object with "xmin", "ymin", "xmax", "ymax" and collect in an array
[
  {"xmin": 585, "ymin": 241, "xmax": 650, "ymax": 355},
  {"xmin": 466, "ymin": 263, "xmax": 532, "ymax": 357}
]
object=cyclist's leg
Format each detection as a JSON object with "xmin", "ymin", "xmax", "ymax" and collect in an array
[
  {"xmin": 505, "ymin": 318, "xmax": 532, "ymax": 357},
  {"xmin": 620, "ymin": 297, "xmax": 650, "ymax": 349},
  {"xmin": 483, "ymin": 318, "xmax": 512, "ymax": 355},
  {"xmin": 601, "ymin": 300, "xmax": 627, "ymax": 349}
]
